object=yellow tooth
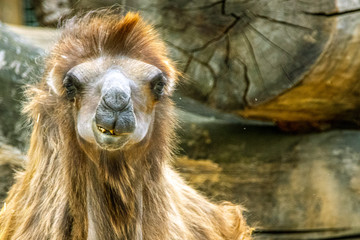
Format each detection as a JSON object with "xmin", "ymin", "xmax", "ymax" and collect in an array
[
  {"xmin": 98, "ymin": 126, "xmax": 106, "ymax": 133},
  {"xmin": 109, "ymin": 129, "xmax": 114, "ymax": 135}
]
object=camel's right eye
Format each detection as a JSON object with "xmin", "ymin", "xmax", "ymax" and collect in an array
[{"xmin": 63, "ymin": 74, "xmax": 79, "ymax": 101}]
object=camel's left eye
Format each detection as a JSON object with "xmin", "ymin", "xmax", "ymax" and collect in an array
[
  {"xmin": 151, "ymin": 73, "xmax": 166, "ymax": 100},
  {"xmin": 153, "ymin": 81, "xmax": 165, "ymax": 95},
  {"xmin": 63, "ymin": 74, "xmax": 79, "ymax": 101}
]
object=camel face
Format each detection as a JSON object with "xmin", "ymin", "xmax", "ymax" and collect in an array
[{"xmin": 61, "ymin": 56, "xmax": 166, "ymax": 151}]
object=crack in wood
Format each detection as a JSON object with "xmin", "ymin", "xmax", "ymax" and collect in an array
[
  {"xmin": 236, "ymin": 58, "xmax": 250, "ymax": 107},
  {"xmin": 247, "ymin": 22, "xmax": 294, "ymax": 60},
  {"xmin": 224, "ymin": 34, "xmax": 230, "ymax": 67},
  {"xmin": 280, "ymin": 65, "xmax": 293, "ymax": 87},
  {"xmin": 183, "ymin": 55, "xmax": 193, "ymax": 74},
  {"xmin": 190, "ymin": 16, "xmax": 240, "ymax": 53},
  {"xmin": 207, "ymin": 34, "xmax": 233, "ymax": 101},
  {"xmin": 182, "ymin": 0, "xmax": 242, "ymax": 54},
  {"xmin": 143, "ymin": 1, "xmax": 224, "ymax": 15},
  {"xmin": 159, "ymin": 0, "xmax": 328, "ymax": 108},
  {"xmin": 174, "ymin": 1, "xmax": 224, "ymax": 12},
  {"xmin": 253, "ymin": 12, "xmax": 313, "ymax": 31},
  {"xmin": 166, "ymin": 41, "xmax": 217, "ymax": 85},
  {"xmin": 221, "ymin": 0, "xmax": 227, "ymax": 15},
  {"xmin": 241, "ymin": 29, "xmax": 270, "ymax": 99},
  {"xmin": 303, "ymin": 8, "xmax": 360, "ymax": 16}
]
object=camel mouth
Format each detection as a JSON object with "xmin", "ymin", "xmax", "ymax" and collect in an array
[
  {"xmin": 96, "ymin": 125, "xmax": 131, "ymax": 137},
  {"xmin": 97, "ymin": 126, "xmax": 116, "ymax": 136},
  {"xmin": 92, "ymin": 120, "xmax": 130, "ymax": 151}
]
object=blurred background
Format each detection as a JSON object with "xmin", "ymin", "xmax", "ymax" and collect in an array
[{"xmin": 1, "ymin": 0, "xmax": 360, "ymax": 239}]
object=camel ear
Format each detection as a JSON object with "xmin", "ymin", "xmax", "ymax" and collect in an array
[
  {"xmin": 165, "ymin": 77, "xmax": 176, "ymax": 96},
  {"xmin": 163, "ymin": 60, "xmax": 178, "ymax": 95},
  {"xmin": 46, "ymin": 64, "xmax": 61, "ymax": 95}
]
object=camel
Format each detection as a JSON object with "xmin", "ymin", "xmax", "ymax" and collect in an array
[{"xmin": 0, "ymin": 10, "xmax": 252, "ymax": 240}]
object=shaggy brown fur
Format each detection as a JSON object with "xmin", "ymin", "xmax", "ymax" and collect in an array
[{"xmin": 0, "ymin": 10, "xmax": 252, "ymax": 240}]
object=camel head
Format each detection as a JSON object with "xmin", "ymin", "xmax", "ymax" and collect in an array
[{"xmin": 44, "ymin": 11, "xmax": 177, "ymax": 152}]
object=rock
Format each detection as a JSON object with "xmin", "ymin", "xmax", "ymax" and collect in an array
[
  {"xmin": 176, "ymin": 110, "xmax": 360, "ymax": 235},
  {"xmin": 0, "ymin": 23, "xmax": 44, "ymax": 149}
]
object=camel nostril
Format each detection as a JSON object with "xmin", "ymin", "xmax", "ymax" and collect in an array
[{"xmin": 102, "ymin": 89, "xmax": 130, "ymax": 112}]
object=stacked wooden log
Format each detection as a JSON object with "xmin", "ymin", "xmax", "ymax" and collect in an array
[{"xmin": 33, "ymin": 0, "xmax": 360, "ymax": 130}]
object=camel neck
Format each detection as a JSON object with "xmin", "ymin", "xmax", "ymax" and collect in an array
[{"xmin": 85, "ymin": 151, "xmax": 144, "ymax": 239}]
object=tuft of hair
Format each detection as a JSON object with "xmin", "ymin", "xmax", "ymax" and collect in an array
[{"xmin": 46, "ymin": 9, "xmax": 178, "ymax": 94}]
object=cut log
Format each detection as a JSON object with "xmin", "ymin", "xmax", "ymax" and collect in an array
[
  {"xmin": 36, "ymin": 0, "xmax": 360, "ymax": 128},
  {"xmin": 239, "ymin": 8, "xmax": 360, "ymax": 127},
  {"xmin": 151, "ymin": 0, "xmax": 333, "ymax": 108},
  {"xmin": 140, "ymin": 0, "xmax": 360, "ymax": 127},
  {"xmin": 11, "ymin": 0, "xmax": 360, "ymax": 129}
]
